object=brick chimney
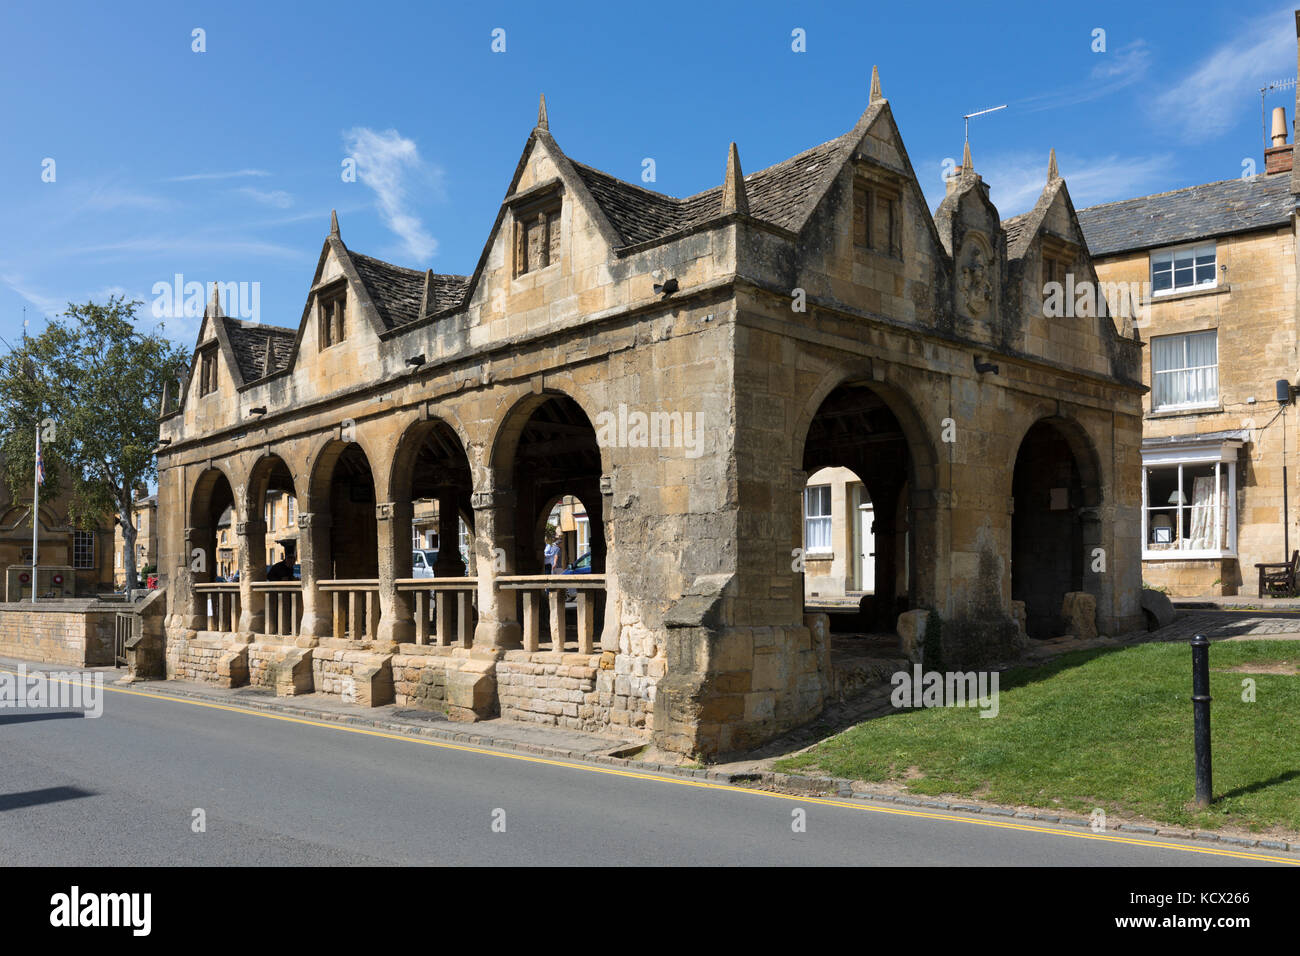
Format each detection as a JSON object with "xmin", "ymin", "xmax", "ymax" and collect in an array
[{"xmin": 1266, "ymin": 105, "xmax": 1293, "ymax": 174}]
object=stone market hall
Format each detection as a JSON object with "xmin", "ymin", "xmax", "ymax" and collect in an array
[{"xmin": 155, "ymin": 74, "xmax": 1145, "ymax": 756}]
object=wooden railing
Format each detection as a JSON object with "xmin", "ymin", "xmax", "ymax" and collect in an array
[
  {"xmin": 396, "ymin": 578, "xmax": 478, "ymax": 647},
  {"xmin": 497, "ymin": 574, "xmax": 606, "ymax": 654},
  {"xmin": 252, "ymin": 581, "xmax": 303, "ymax": 638},
  {"xmin": 194, "ymin": 582, "xmax": 241, "ymax": 634},
  {"xmin": 319, "ymin": 579, "xmax": 380, "ymax": 641}
]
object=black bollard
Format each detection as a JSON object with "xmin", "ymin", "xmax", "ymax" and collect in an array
[{"xmin": 1190, "ymin": 633, "xmax": 1213, "ymax": 807}]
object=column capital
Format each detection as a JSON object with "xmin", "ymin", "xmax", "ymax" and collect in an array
[
  {"xmin": 296, "ymin": 512, "xmax": 331, "ymax": 530},
  {"xmin": 472, "ymin": 489, "xmax": 515, "ymax": 510},
  {"xmin": 235, "ymin": 519, "xmax": 267, "ymax": 536}
]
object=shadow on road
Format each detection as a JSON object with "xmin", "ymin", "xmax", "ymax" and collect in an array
[
  {"xmin": 0, "ymin": 711, "xmax": 86, "ymax": 726},
  {"xmin": 0, "ymin": 785, "xmax": 95, "ymax": 812}
]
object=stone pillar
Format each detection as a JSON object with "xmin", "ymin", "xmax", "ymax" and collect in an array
[
  {"xmin": 870, "ymin": 487, "xmax": 900, "ymax": 632},
  {"xmin": 908, "ymin": 488, "xmax": 948, "ymax": 615},
  {"xmin": 433, "ymin": 489, "xmax": 466, "ymax": 577},
  {"xmin": 182, "ymin": 525, "xmax": 211, "ymax": 631},
  {"xmin": 375, "ymin": 500, "xmax": 415, "ymax": 647},
  {"xmin": 235, "ymin": 518, "xmax": 267, "ymax": 641},
  {"xmin": 598, "ymin": 473, "xmax": 619, "ymax": 650},
  {"xmin": 472, "ymin": 489, "xmax": 521, "ymax": 650},
  {"xmin": 296, "ymin": 511, "xmax": 331, "ymax": 645}
]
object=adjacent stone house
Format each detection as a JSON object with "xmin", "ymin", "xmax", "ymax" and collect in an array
[
  {"xmin": 155, "ymin": 75, "xmax": 1143, "ymax": 756},
  {"xmin": 1077, "ymin": 15, "xmax": 1300, "ymax": 597},
  {"xmin": 113, "ymin": 493, "xmax": 157, "ymax": 587}
]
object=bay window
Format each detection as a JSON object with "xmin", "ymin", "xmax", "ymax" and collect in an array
[{"xmin": 1142, "ymin": 440, "xmax": 1239, "ymax": 558}]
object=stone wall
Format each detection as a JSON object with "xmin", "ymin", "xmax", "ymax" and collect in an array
[
  {"xmin": 497, "ymin": 650, "xmax": 606, "ymax": 731},
  {"xmin": 0, "ymin": 601, "xmax": 118, "ymax": 666}
]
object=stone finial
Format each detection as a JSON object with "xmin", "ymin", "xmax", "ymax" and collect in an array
[
  {"xmin": 962, "ymin": 139, "xmax": 973, "ymax": 176},
  {"xmin": 330, "ymin": 208, "xmax": 340, "ymax": 238},
  {"xmin": 419, "ymin": 269, "xmax": 434, "ymax": 316},
  {"xmin": 870, "ymin": 64, "xmax": 883, "ymax": 104},
  {"xmin": 537, "ymin": 93, "xmax": 548, "ymax": 131},
  {"xmin": 1047, "ymin": 147, "xmax": 1060, "ymax": 182},
  {"xmin": 721, "ymin": 142, "xmax": 749, "ymax": 216},
  {"xmin": 206, "ymin": 283, "xmax": 221, "ymax": 319}
]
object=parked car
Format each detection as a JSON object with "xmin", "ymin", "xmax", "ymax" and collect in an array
[
  {"xmin": 560, "ymin": 552, "xmax": 591, "ymax": 599},
  {"xmin": 412, "ymin": 549, "xmax": 439, "ymax": 578}
]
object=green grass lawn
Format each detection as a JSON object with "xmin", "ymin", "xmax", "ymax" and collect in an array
[{"xmin": 776, "ymin": 640, "xmax": 1300, "ymax": 833}]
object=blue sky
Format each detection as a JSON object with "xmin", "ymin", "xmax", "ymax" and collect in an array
[{"xmin": 1, "ymin": 0, "xmax": 1296, "ymax": 349}]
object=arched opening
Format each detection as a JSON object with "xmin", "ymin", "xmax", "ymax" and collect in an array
[
  {"xmin": 802, "ymin": 384, "xmax": 916, "ymax": 633},
  {"xmin": 391, "ymin": 419, "xmax": 476, "ymax": 643},
  {"xmin": 188, "ymin": 468, "xmax": 235, "ymax": 626},
  {"xmin": 320, "ymin": 443, "xmax": 378, "ymax": 580},
  {"xmin": 1011, "ymin": 418, "xmax": 1101, "ymax": 638},
  {"xmin": 498, "ymin": 393, "xmax": 607, "ymax": 651},
  {"xmin": 247, "ymin": 454, "xmax": 298, "ymax": 578}
]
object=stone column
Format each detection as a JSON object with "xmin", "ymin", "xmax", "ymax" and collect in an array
[
  {"xmin": 295, "ymin": 511, "xmax": 331, "ymax": 646},
  {"xmin": 869, "ymin": 485, "xmax": 900, "ymax": 632},
  {"xmin": 181, "ymin": 525, "xmax": 211, "ymax": 631},
  {"xmin": 472, "ymin": 488, "xmax": 521, "ymax": 650},
  {"xmin": 908, "ymin": 488, "xmax": 948, "ymax": 615},
  {"xmin": 375, "ymin": 500, "xmax": 415, "ymax": 647},
  {"xmin": 597, "ymin": 473, "xmax": 618, "ymax": 650},
  {"xmin": 433, "ymin": 489, "xmax": 466, "ymax": 577},
  {"xmin": 235, "ymin": 518, "xmax": 267, "ymax": 642}
]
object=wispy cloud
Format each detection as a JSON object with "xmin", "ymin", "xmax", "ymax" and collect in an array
[
  {"xmin": 1154, "ymin": 7, "xmax": 1296, "ymax": 141},
  {"xmin": 342, "ymin": 127, "xmax": 441, "ymax": 262},
  {"xmin": 165, "ymin": 169, "xmax": 271, "ymax": 182},
  {"xmin": 235, "ymin": 187, "xmax": 294, "ymax": 209},
  {"xmin": 1016, "ymin": 40, "xmax": 1152, "ymax": 113}
]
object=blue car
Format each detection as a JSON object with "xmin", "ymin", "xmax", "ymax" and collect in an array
[{"xmin": 560, "ymin": 552, "xmax": 591, "ymax": 599}]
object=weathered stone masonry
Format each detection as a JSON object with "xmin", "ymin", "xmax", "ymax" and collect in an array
[{"xmin": 154, "ymin": 77, "xmax": 1145, "ymax": 757}]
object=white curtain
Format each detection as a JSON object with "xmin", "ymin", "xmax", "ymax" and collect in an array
[
  {"xmin": 1153, "ymin": 331, "xmax": 1217, "ymax": 407},
  {"xmin": 1184, "ymin": 476, "xmax": 1214, "ymax": 550}
]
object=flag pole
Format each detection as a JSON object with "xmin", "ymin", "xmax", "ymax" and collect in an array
[{"xmin": 32, "ymin": 422, "xmax": 39, "ymax": 603}]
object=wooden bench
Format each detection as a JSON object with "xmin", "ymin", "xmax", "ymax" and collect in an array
[{"xmin": 1256, "ymin": 550, "xmax": 1300, "ymax": 597}]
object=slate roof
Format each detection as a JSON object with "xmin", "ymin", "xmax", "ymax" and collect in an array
[
  {"xmin": 221, "ymin": 317, "xmax": 296, "ymax": 382},
  {"xmin": 571, "ymin": 132, "xmax": 855, "ymax": 247},
  {"xmin": 1001, "ymin": 212, "xmax": 1031, "ymax": 249},
  {"xmin": 1077, "ymin": 174, "xmax": 1296, "ymax": 257},
  {"xmin": 350, "ymin": 250, "xmax": 470, "ymax": 327}
]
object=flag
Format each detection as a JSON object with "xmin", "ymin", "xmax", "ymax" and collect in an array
[{"xmin": 35, "ymin": 428, "xmax": 44, "ymax": 486}]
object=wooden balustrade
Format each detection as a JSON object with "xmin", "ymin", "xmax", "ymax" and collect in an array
[
  {"xmin": 497, "ymin": 575, "xmax": 606, "ymax": 654},
  {"xmin": 251, "ymin": 581, "xmax": 303, "ymax": 638},
  {"xmin": 194, "ymin": 582, "xmax": 241, "ymax": 634},
  {"xmin": 319, "ymin": 580, "xmax": 380, "ymax": 641},
  {"xmin": 395, "ymin": 578, "xmax": 478, "ymax": 647}
]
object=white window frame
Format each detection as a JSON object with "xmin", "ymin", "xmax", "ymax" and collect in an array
[
  {"xmin": 1151, "ymin": 329, "xmax": 1218, "ymax": 411},
  {"xmin": 1150, "ymin": 241, "xmax": 1217, "ymax": 296},
  {"xmin": 1141, "ymin": 443, "xmax": 1239, "ymax": 560},
  {"xmin": 803, "ymin": 485, "xmax": 833, "ymax": 555}
]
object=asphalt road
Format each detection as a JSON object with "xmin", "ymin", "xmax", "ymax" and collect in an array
[{"xmin": 0, "ymin": 675, "xmax": 1290, "ymax": 866}]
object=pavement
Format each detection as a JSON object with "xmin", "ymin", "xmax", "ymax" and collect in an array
[{"xmin": 0, "ymin": 655, "xmax": 1295, "ymax": 866}]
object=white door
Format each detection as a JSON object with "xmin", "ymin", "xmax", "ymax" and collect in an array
[{"xmin": 858, "ymin": 503, "xmax": 876, "ymax": 593}]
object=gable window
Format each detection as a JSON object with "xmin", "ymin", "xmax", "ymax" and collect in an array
[
  {"xmin": 1151, "ymin": 242, "xmax": 1216, "ymax": 295},
  {"xmin": 1152, "ymin": 330, "xmax": 1217, "ymax": 410},
  {"xmin": 514, "ymin": 197, "xmax": 562, "ymax": 276},
  {"xmin": 853, "ymin": 181, "xmax": 873, "ymax": 248},
  {"xmin": 198, "ymin": 346, "xmax": 218, "ymax": 396},
  {"xmin": 803, "ymin": 485, "xmax": 833, "ymax": 554},
  {"xmin": 318, "ymin": 287, "xmax": 346, "ymax": 349},
  {"xmin": 73, "ymin": 530, "xmax": 95, "ymax": 569},
  {"xmin": 853, "ymin": 176, "xmax": 901, "ymax": 258}
]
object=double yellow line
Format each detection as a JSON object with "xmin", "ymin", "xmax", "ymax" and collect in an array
[{"xmin": 4, "ymin": 665, "xmax": 1296, "ymax": 866}]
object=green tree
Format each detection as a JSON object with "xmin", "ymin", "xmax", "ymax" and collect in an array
[{"xmin": 0, "ymin": 296, "xmax": 189, "ymax": 590}]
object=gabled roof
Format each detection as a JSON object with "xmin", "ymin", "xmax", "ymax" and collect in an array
[
  {"xmin": 221, "ymin": 316, "xmax": 295, "ymax": 383},
  {"xmin": 1077, "ymin": 174, "xmax": 1296, "ymax": 257},
  {"xmin": 350, "ymin": 250, "xmax": 470, "ymax": 328},
  {"xmin": 570, "ymin": 131, "xmax": 857, "ymax": 248}
]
